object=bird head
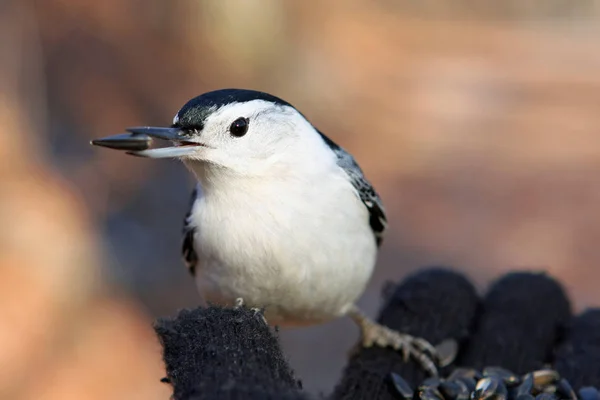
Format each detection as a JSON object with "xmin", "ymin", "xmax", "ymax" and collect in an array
[{"xmin": 105, "ymin": 89, "xmax": 332, "ymax": 179}]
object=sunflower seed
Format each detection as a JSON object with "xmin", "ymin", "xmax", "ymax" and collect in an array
[
  {"xmin": 483, "ymin": 367, "xmax": 520, "ymax": 387},
  {"xmin": 436, "ymin": 339, "xmax": 459, "ymax": 367},
  {"xmin": 472, "ymin": 377, "xmax": 508, "ymax": 400},
  {"xmin": 534, "ymin": 393, "xmax": 556, "ymax": 400},
  {"xmin": 418, "ymin": 387, "xmax": 445, "ymax": 400},
  {"xmin": 532, "ymin": 370, "xmax": 560, "ymax": 389},
  {"xmin": 517, "ymin": 373, "xmax": 534, "ymax": 397},
  {"xmin": 515, "ymin": 394, "xmax": 535, "ymax": 400},
  {"xmin": 579, "ymin": 387, "xmax": 600, "ymax": 400},
  {"xmin": 448, "ymin": 368, "xmax": 483, "ymax": 381},
  {"xmin": 420, "ymin": 377, "xmax": 443, "ymax": 390},
  {"xmin": 389, "ymin": 372, "xmax": 414, "ymax": 400},
  {"xmin": 457, "ymin": 377, "xmax": 477, "ymax": 393},
  {"xmin": 91, "ymin": 132, "xmax": 153, "ymax": 151},
  {"xmin": 439, "ymin": 380, "xmax": 470, "ymax": 400},
  {"xmin": 555, "ymin": 378, "xmax": 577, "ymax": 400}
]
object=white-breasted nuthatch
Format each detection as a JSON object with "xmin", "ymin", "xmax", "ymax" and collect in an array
[{"xmin": 93, "ymin": 89, "xmax": 448, "ymax": 375}]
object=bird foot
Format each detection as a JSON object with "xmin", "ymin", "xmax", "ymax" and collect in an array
[
  {"xmin": 234, "ymin": 297, "xmax": 245, "ymax": 309},
  {"xmin": 348, "ymin": 306, "xmax": 440, "ymax": 376},
  {"xmin": 361, "ymin": 321, "xmax": 439, "ymax": 376},
  {"xmin": 233, "ymin": 297, "xmax": 267, "ymax": 325}
]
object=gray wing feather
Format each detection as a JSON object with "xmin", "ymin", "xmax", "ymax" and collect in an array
[
  {"xmin": 318, "ymin": 131, "xmax": 388, "ymax": 246},
  {"xmin": 182, "ymin": 184, "xmax": 200, "ymax": 275}
]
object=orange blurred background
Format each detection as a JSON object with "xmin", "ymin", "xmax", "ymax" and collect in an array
[{"xmin": 2, "ymin": 1, "xmax": 600, "ymax": 398}]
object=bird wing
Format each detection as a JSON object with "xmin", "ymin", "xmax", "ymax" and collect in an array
[
  {"xmin": 182, "ymin": 184, "xmax": 200, "ymax": 276},
  {"xmin": 317, "ymin": 131, "xmax": 388, "ymax": 246}
]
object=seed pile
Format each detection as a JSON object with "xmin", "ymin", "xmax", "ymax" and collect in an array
[{"xmin": 390, "ymin": 367, "xmax": 599, "ymax": 400}]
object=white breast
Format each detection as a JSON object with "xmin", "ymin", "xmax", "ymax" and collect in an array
[{"xmin": 190, "ymin": 170, "xmax": 378, "ymax": 326}]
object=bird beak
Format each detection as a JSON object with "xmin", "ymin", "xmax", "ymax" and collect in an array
[{"xmin": 91, "ymin": 126, "xmax": 205, "ymax": 159}]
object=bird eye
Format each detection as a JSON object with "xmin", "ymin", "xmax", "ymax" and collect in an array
[{"xmin": 229, "ymin": 117, "xmax": 249, "ymax": 137}]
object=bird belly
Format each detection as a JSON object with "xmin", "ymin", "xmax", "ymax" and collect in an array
[
  {"xmin": 195, "ymin": 243, "xmax": 375, "ymax": 326},
  {"xmin": 192, "ymin": 183, "xmax": 378, "ymax": 326}
]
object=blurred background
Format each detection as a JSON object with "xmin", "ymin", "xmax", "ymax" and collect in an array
[{"xmin": 2, "ymin": 0, "xmax": 600, "ymax": 398}]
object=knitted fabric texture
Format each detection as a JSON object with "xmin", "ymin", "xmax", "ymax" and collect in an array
[
  {"xmin": 154, "ymin": 268, "xmax": 599, "ymax": 400},
  {"xmin": 155, "ymin": 307, "xmax": 307, "ymax": 400},
  {"xmin": 457, "ymin": 272, "xmax": 572, "ymax": 373},
  {"xmin": 332, "ymin": 268, "xmax": 479, "ymax": 400}
]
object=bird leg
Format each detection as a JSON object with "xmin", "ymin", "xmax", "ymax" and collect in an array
[{"xmin": 347, "ymin": 305, "xmax": 440, "ymax": 376}]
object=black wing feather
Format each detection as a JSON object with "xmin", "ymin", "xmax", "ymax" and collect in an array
[
  {"xmin": 318, "ymin": 131, "xmax": 388, "ymax": 246},
  {"xmin": 182, "ymin": 185, "xmax": 200, "ymax": 275}
]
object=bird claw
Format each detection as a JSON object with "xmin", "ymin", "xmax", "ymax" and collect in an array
[
  {"xmin": 234, "ymin": 297, "xmax": 245, "ymax": 309},
  {"xmin": 250, "ymin": 307, "xmax": 268, "ymax": 325},
  {"xmin": 233, "ymin": 298, "xmax": 267, "ymax": 324},
  {"xmin": 360, "ymin": 322, "xmax": 440, "ymax": 376}
]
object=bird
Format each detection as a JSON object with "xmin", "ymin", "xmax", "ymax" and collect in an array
[{"xmin": 92, "ymin": 88, "xmax": 444, "ymax": 375}]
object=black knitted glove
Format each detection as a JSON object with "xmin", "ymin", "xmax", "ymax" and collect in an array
[
  {"xmin": 333, "ymin": 269, "xmax": 582, "ymax": 400},
  {"xmin": 154, "ymin": 268, "xmax": 600, "ymax": 400},
  {"xmin": 154, "ymin": 306, "xmax": 307, "ymax": 400}
]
